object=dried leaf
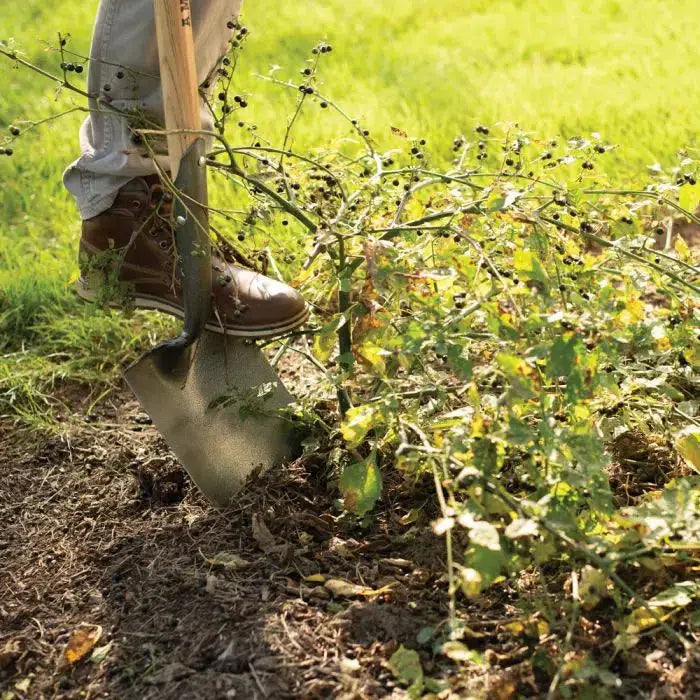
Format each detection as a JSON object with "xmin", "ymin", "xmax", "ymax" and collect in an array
[
  {"xmin": 0, "ymin": 641, "xmax": 21, "ymax": 668},
  {"xmin": 62, "ymin": 626, "xmax": 102, "ymax": 668},
  {"xmin": 340, "ymin": 656, "xmax": 361, "ymax": 674},
  {"xmin": 204, "ymin": 552, "xmax": 251, "ymax": 570},
  {"xmin": 252, "ymin": 513, "xmax": 277, "ymax": 553},
  {"xmin": 391, "ymin": 125, "xmax": 408, "ymax": 138},
  {"xmin": 324, "ymin": 578, "xmax": 392, "ymax": 599},
  {"xmin": 14, "ymin": 677, "xmax": 31, "ymax": 692}
]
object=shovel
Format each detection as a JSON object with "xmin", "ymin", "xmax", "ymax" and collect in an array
[{"xmin": 124, "ymin": 0, "xmax": 297, "ymax": 508}]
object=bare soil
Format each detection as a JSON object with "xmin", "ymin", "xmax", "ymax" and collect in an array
[{"xmin": 1, "ymin": 357, "xmax": 697, "ymax": 699}]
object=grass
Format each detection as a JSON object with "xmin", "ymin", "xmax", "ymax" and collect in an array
[{"xmin": 1, "ymin": 0, "xmax": 699, "ymax": 421}]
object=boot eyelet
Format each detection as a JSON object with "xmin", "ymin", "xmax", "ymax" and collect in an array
[
  {"xmin": 132, "ymin": 199, "xmax": 142, "ymax": 209},
  {"xmin": 159, "ymin": 240, "xmax": 169, "ymax": 249}
]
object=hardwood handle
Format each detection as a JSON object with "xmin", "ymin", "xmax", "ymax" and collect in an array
[{"xmin": 153, "ymin": 0, "xmax": 201, "ymax": 180}]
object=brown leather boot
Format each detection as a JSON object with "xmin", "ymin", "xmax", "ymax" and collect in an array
[{"xmin": 76, "ymin": 176, "xmax": 309, "ymax": 337}]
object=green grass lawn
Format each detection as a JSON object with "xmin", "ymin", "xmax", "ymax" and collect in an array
[{"xmin": 1, "ymin": 0, "xmax": 699, "ymax": 422}]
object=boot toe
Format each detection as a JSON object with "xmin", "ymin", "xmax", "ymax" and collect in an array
[{"xmin": 212, "ymin": 266, "xmax": 309, "ymax": 335}]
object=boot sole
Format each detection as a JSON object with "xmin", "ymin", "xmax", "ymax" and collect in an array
[{"xmin": 75, "ymin": 278, "xmax": 309, "ymax": 338}]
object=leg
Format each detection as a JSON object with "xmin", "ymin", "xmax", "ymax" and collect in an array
[
  {"xmin": 63, "ymin": 0, "xmax": 242, "ymax": 220},
  {"xmin": 71, "ymin": 1, "xmax": 309, "ymax": 337}
]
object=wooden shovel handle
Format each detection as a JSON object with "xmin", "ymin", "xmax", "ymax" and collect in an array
[{"xmin": 153, "ymin": 0, "xmax": 201, "ymax": 180}]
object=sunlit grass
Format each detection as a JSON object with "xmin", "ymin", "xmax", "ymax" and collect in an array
[{"xmin": 1, "ymin": 0, "xmax": 698, "ymax": 421}]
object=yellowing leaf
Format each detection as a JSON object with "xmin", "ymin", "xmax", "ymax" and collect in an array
[
  {"xmin": 312, "ymin": 321, "xmax": 338, "ymax": 364},
  {"xmin": 340, "ymin": 404, "xmax": 383, "ymax": 448},
  {"xmin": 679, "ymin": 182, "xmax": 700, "ymax": 214},
  {"xmin": 305, "ymin": 573, "xmax": 326, "ymax": 584},
  {"xmin": 340, "ymin": 451, "xmax": 382, "ymax": 516},
  {"xmin": 656, "ymin": 336, "xmax": 671, "ymax": 352},
  {"xmin": 676, "ymin": 427, "xmax": 700, "ymax": 472},
  {"xmin": 354, "ymin": 340, "xmax": 386, "ymax": 373},
  {"xmin": 441, "ymin": 641, "xmax": 481, "ymax": 663},
  {"xmin": 579, "ymin": 566, "xmax": 609, "ymax": 610},
  {"xmin": 63, "ymin": 626, "xmax": 102, "ymax": 668},
  {"xmin": 457, "ymin": 566, "xmax": 483, "ymax": 597},
  {"xmin": 674, "ymin": 235, "xmax": 691, "ymax": 261},
  {"xmin": 324, "ymin": 578, "xmax": 392, "ymax": 598}
]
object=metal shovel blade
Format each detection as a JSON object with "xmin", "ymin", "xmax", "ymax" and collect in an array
[{"xmin": 125, "ymin": 331, "xmax": 297, "ymax": 508}]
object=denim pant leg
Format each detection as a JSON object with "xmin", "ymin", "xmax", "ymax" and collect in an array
[{"xmin": 63, "ymin": 0, "xmax": 242, "ymax": 220}]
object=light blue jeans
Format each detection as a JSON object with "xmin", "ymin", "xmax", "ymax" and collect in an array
[{"xmin": 63, "ymin": 0, "xmax": 242, "ymax": 220}]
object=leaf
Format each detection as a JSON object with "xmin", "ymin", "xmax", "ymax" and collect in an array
[
  {"xmin": 579, "ymin": 566, "xmax": 609, "ymax": 610},
  {"xmin": 391, "ymin": 125, "xmax": 408, "ymax": 138},
  {"xmin": 204, "ymin": 552, "xmax": 251, "ymax": 570},
  {"xmin": 62, "ymin": 625, "xmax": 102, "ymax": 668},
  {"xmin": 514, "ymin": 250, "xmax": 549, "ymax": 289},
  {"xmin": 469, "ymin": 521, "xmax": 501, "ymax": 551},
  {"xmin": 679, "ymin": 182, "xmax": 700, "ymax": 214},
  {"xmin": 340, "ymin": 404, "xmax": 383, "ymax": 448},
  {"xmin": 676, "ymin": 427, "xmax": 700, "ymax": 472},
  {"xmin": 505, "ymin": 518, "xmax": 539, "ymax": 539},
  {"xmin": 324, "ymin": 578, "xmax": 392, "ymax": 598},
  {"xmin": 432, "ymin": 517, "xmax": 455, "ymax": 535},
  {"xmin": 14, "ymin": 678, "xmax": 30, "ymax": 693},
  {"xmin": 547, "ymin": 335, "xmax": 579, "ymax": 379},
  {"xmin": 312, "ymin": 324, "xmax": 337, "ymax": 364},
  {"xmin": 457, "ymin": 566, "xmax": 483, "ymax": 597},
  {"xmin": 90, "ymin": 641, "xmax": 113, "ymax": 664},
  {"xmin": 355, "ymin": 340, "xmax": 386, "ymax": 373},
  {"xmin": 252, "ymin": 514, "xmax": 278, "ymax": 553},
  {"xmin": 441, "ymin": 641, "xmax": 481, "ymax": 663},
  {"xmin": 647, "ymin": 581, "xmax": 700, "ymax": 608},
  {"xmin": 340, "ymin": 657, "xmax": 361, "ymax": 674},
  {"xmin": 339, "ymin": 451, "xmax": 382, "ymax": 516},
  {"xmin": 388, "ymin": 646, "xmax": 423, "ymax": 696}
]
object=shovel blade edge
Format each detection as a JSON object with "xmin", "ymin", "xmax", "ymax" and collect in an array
[{"xmin": 125, "ymin": 331, "xmax": 297, "ymax": 508}]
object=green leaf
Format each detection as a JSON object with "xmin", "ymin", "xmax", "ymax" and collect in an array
[
  {"xmin": 647, "ymin": 581, "xmax": 700, "ymax": 608},
  {"xmin": 340, "ymin": 451, "xmax": 382, "ymax": 516},
  {"xmin": 447, "ymin": 344, "xmax": 473, "ymax": 379},
  {"xmin": 514, "ymin": 249, "xmax": 549, "ymax": 290},
  {"xmin": 547, "ymin": 335, "xmax": 578, "ymax": 378},
  {"xmin": 388, "ymin": 645, "xmax": 423, "ymax": 696},
  {"xmin": 340, "ymin": 404, "xmax": 383, "ymax": 448}
]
